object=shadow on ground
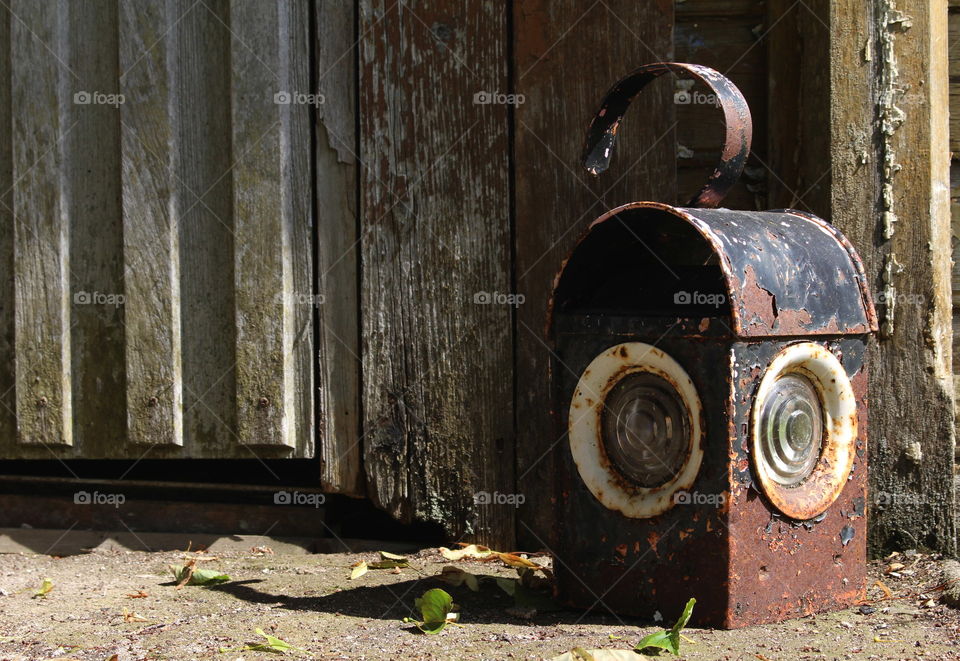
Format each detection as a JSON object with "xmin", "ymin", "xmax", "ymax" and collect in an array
[{"xmin": 209, "ymin": 577, "xmax": 648, "ymax": 628}]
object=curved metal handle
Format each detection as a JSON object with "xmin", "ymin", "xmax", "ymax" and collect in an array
[{"xmin": 582, "ymin": 62, "xmax": 752, "ymax": 209}]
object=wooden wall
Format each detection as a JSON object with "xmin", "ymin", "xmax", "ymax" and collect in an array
[
  {"xmin": 0, "ymin": 0, "xmax": 314, "ymax": 459},
  {"xmin": 0, "ymin": 0, "xmax": 954, "ymax": 552}
]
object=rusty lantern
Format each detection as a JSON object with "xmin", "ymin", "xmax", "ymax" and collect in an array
[{"xmin": 550, "ymin": 63, "xmax": 877, "ymax": 629}]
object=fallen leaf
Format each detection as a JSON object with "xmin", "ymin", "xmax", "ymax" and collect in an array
[
  {"xmin": 350, "ymin": 561, "xmax": 368, "ymax": 580},
  {"xmin": 33, "ymin": 578, "xmax": 54, "ymax": 599},
  {"xmin": 439, "ymin": 566, "xmax": 480, "ymax": 592},
  {"xmin": 122, "ymin": 607, "xmax": 148, "ymax": 623},
  {"xmin": 170, "ymin": 561, "xmax": 230, "ymax": 587},
  {"xmin": 439, "ymin": 544, "xmax": 494, "ymax": 561},
  {"xmin": 551, "ymin": 650, "xmax": 642, "ymax": 660},
  {"xmin": 368, "ymin": 560, "xmax": 408, "ymax": 570},
  {"xmin": 872, "ymin": 579, "xmax": 893, "ymax": 600},
  {"xmin": 404, "ymin": 588, "xmax": 458, "ymax": 634},
  {"xmin": 379, "ymin": 550, "xmax": 408, "ymax": 561},
  {"xmin": 885, "ymin": 562, "xmax": 905, "ymax": 573},
  {"xmin": 635, "ymin": 597, "xmax": 695, "ymax": 656},
  {"xmin": 126, "ymin": 590, "xmax": 149, "ymax": 599},
  {"xmin": 219, "ymin": 628, "xmax": 304, "ymax": 654}
]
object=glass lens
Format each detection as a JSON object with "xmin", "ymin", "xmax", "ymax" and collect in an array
[
  {"xmin": 758, "ymin": 373, "xmax": 823, "ymax": 486},
  {"xmin": 601, "ymin": 372, "xmax": 690, "ymax": 488}
]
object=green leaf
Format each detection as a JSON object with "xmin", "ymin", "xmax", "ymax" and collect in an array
[
  {"xmin": 634, "ymin": 630, "xmax": 675, "ymax": 655},
  {"xmin": 187, "ymin": 568, "xmax": 231, "ymax": 586},
  {"xmin": 634, "ymin": 598, "xmax": 695, "ymax": 656},
  {"xmin": 218, "ymin": 628, "xmax": 304, "ymax": 654},
  {"xmin": 408, "ymin": 588, "xmax": 458, "ymax": 634},
  {"xmin": 33, "ymin": 578, "xmax": 54, "ymax": 598},
  {"xmin": 368, "ymin": 560, "xmax": 408, "ymax": 569}
]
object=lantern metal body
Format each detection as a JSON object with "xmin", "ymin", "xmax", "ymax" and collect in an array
[{"xmin": 550, "ymin": 63, "xmax": 877, "ymax": 629}]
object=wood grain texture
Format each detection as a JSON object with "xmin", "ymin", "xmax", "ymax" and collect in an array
[
  {"xmin": 65, "ymin": 0, "xmax": 126, "ymax": 457},
  {"xmin": 174, "ymin": 0, "xmax": 238, "ymax": 457},
  {"xmin": 676, "ymin": 0, "xmax": 765, "ymax": 17},
  {"xmin": 514, "ymin": 0, "xmax": 675, "ymax": 549},
  {"xmin": 675, "ymin": 4, "xmax": 767, "ymax": 209},
  {"xmin": 119, "ymin": 0, "xmax": 183, "ymax": 449},
  {"xmin": 359, "ymin": 0, "xmax": 514, "ymax": 544},
  {"xmin": 11, "ymin": 0, "xmax": 72, "ymax": 447},
  {"xmin": 0, "ymin": 0, "xmax": 315, "ymax": 459},
  {"xmin": 315, "ymin": 0, "xmax": 362, "ymax": 494},
  {"xmin": 829, "ymin": 0, "xmax": 955, "ymax": 553},
  {"xmin": 229, "ymin": 0, "xmax": 313, "ymax": 454},
  {"xmin": 766, "ymin": 0, "xmax": 830, "ymax": 213},
  {"xmin": 0, "ymin": 4, "xmax": 15, "ymax": 454}
]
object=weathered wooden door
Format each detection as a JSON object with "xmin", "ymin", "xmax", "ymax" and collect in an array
[{"xmin": 0, "ymin": 0, "xmax": 314, "ymax": 459}]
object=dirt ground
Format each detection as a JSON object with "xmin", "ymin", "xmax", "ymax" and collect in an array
[{"xmin": 0, "ymin": 544, "xmax": 957, "ymax": 661}]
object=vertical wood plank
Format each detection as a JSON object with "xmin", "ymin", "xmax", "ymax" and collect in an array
[
  {"xmin": 0, "ymin": 2, "xmax": 16, "ymax": 453},
  {"xmin": 830, "ymin": 0, "xmax": 956, "ymax": 553},
  {"xmin": 229, "ymin": 0, "xmax": 312, "ymax": 453},
  {"xmin": 316, "ymin": 0, "xmax": 362, "ymax": 493},
  {"xmin": 11, "ymin": 0, "xmax": 72, "ymax": 447},
  {"xmin": 513, "ymin": 1, "xmax": 675, "ymax": 549},
  {"xmin": 119, "ymin": 0, "xmax": 183, "ymax": 449},
  {"xmin": 766, "ymin": 0, "xmax": 830, "ymax": 214},
  {"xmin": 359, "ymin": 0, "xmax": 514, "ymax": 544},
  {"xmin": 175, "ymin": 0, "xmax": 237, "ymax": 456},
  {"xmin": 65, "ymin": 0, "xmax": 125, "ymax": 456}
]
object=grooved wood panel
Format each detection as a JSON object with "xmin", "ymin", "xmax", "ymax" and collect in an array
[
  {"xmin": 11, "ymin": 0, "xmax": 72, "ymax": 448},
  {"xmin": 358, "ymin": 1, "xmax": 514, "ymax": 544},
  {"xmin": 514, "ymin": 0, "xmax": 675, "ymax": 549},
  {"xmin": 230, "ymin": 0, "xmax": 311, "ymax": 452},
  {"xmin": 0, "ymin": 0, "xmax": 314, "ymax": 459},
  {"xmin": 120, "ymin": 0, "xmax": 183, "ymax": 449}
]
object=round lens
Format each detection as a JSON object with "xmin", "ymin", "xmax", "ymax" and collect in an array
[
  {"xmin": 601, "ymin": 372, "xmax": 690, "ymax": 488},
  {"xmin": 758, "ymin": 373, "xmax": 823, "ymax": 486}
]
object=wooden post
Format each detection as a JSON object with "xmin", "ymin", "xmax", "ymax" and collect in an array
[{"xmin": 827, "ymin": 0, "xmax": 955, "ymax": 553}]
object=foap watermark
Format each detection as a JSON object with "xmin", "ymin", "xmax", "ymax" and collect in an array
[
  {"xmin": 74, "ymin": 490, "xmax": 125, "ymax": 508},
  {"xmin": 274, "ymin": 291, "xmax": 326, "ymax": 307},
  {"xmin": 673, "ymin": 89, "xmax": 720, "ymax": 107},
  {"xmin": 274, "ymin": 490, "xmax": 325, "ymax": 508},
  {"xmin": 274, "ymin": 91, "xmax": 325, "ymax": 106},
  {"xmin": 673, "ymin": 490, "xmax": 726, "ymax": 507},
  {"xmin": 875, "ymin": 290, "xmax": 924, "ymax": 307},
  {"xmin": 473, "ymin": 491, "xmax": 525, "ymax": 508},
  {"xmin": 473, "ymin": 291, "xmax": 525, "ymax": 307},
  {"xmin": 74, "ymin": 90, "xmax": 125, "ymax": 107},
  {"xmin": 473, "ymin": 91, "xmax": 525, "ymax": 106},
  {"xmin": 875, "ymin": 491, "xmax": 926, "ymax": 507},
  {"xmin": 74, "ymin": 291, "xmax": 125, "ymax": 308},
  {"xmin": 674, "ymin": 290, "xmax": 725, "ymax": 308}
]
